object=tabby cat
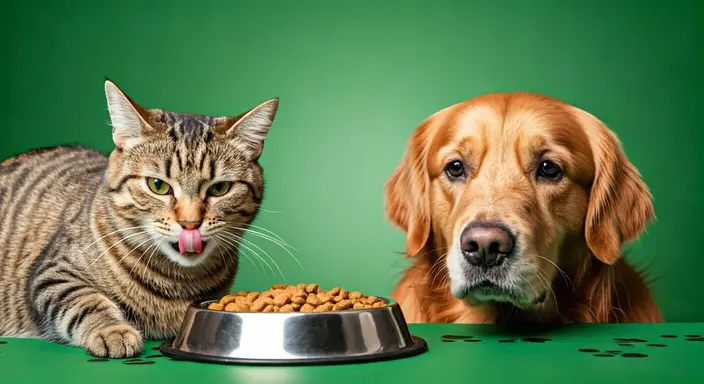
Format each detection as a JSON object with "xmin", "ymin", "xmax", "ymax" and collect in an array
[{"xmin": 0, "ymin": 80, "xmax": 279, "ymax": 358}]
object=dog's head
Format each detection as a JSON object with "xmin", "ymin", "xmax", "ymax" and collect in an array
[{"xmin": 385, "ymin": 93, "xmax": 654, "ymax": 310}]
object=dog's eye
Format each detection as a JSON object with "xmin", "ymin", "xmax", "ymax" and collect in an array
[
  {"xmin": 537, "ymin": 160, "xmax": 563, "ymax": 181},
  {"xmin": 445, "ymin": 160, "xmax": 466, "ymax": 179}
]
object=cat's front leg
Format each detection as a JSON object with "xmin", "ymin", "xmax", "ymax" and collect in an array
[{"xmin": 29, "ymin": 273, "xmax": 143, "ymax": 358}]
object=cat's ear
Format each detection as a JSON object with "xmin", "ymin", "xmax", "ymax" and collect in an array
[
  {"xmin": 222, "ymin": 98, "xmax": 279, "ymax": 159},
  {"xmin": 104, "ymin": 80, "xmax": 159, "ymax": 150}
]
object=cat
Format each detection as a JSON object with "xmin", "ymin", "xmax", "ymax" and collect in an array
[{"xmin": 0, "ymin": 79, "xmax": 279, "ymax": 358}]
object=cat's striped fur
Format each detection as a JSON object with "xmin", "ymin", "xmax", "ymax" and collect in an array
[{"xmin": 0, "ymin": 80, "xmax": 279, "ymax": 358}]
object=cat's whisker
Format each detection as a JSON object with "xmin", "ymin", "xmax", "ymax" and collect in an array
[
  {"xmin": 131, "ymin": 233, "xmax": 165, "ymax": 277},
  {"xmin": 224, "ymin": 224, "xmax": 297, "ymax": 252},
  {"xmin": 243, "ymin": 223, "xmax": 287, "ymax": 242},
  {"xmin": 223, "ymin": 225, "xmax": 304, "ymax": 271},
  {"xmin": 259, "ymin": 207, "xmax": 286, "ymax": 214},
  {"xmin": 220, "ymin": 230, "xmax": 285, "ymax": 282},
  {"xmin": 143, "ymin": 238, "xmax": 166, "ymax": 278},
  {"xmin": 214, "ymin": 233, "xmax": 276, "ymax": 278},
  {"xmin": 212, "ymin": 234, "xmax": 261, "ymax": 275},
  {"xmin": 117, "ymin": 233, "xmax": 159, "ymax": 268},
  {"xmin": 80, "ymin": 225, "xmax": 153, "ymax": 254},
  {"xmin": 211, "ymin": 236, "xmax": 244, "ymax": 276},
  {"xmin": 129, "ymin": 236, "xmax": 160, "ymax": 277},
  {"xmin": 87, "ymin": 230, "xmax": 154, "ymax": 268},
  {"xmin": 229, "ymin": 232, "xmax": 285, "ymax": 282}
]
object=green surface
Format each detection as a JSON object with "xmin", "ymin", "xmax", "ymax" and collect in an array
[
  {"xmin": 1, "ymin": 0, "xmax": 703, "ymax": 322},
  {"xmin": 1, "ymin": 324, "xmax": 703, "ymax": 383}
]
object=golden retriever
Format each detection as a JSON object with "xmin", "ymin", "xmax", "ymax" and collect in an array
[{"xmin": 384, "ymin": 92, "xmax": 662, "ymax": 324}]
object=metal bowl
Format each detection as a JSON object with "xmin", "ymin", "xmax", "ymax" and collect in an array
[{"xmin": 159, "ymin": 297, "xmax": 428, "ymax": 366}]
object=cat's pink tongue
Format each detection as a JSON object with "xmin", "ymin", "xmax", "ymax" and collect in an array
[{"xmin": 178, "ymin": 229, "xmax": 203, "ymax": 254}]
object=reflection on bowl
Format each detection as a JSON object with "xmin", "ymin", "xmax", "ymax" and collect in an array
[{"xmin": 160, "ymin": 298, "xmax": 428, "ymax": 366}]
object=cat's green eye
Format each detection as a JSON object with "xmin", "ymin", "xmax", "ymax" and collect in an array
[
  {"xmin": 207, "ymin": 181, "xmax": 232, "ymax": 197},
  {"xmin": 147, "ymin": 177, "xmax": 172, "ymax": 195}
]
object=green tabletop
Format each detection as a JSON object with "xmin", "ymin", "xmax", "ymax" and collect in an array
[{"xmin": 1, "ymin": 323, "xmax": 702, "ymax": 384}]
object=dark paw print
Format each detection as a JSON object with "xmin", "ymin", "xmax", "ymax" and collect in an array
[
  {"xmin": 685, "ymin": 335, "xmax": 704, "ymax": 342},
  {"xmin": 579, "ymin": 348, "xmax": 620, "ymax": 358},
  {"xmin": 123, "ymin": 358, "xmax": 156, "ymax": 365},
  {"xmin": 521, "ymin": 337, "xmax": 551, "ymax": 343},
  {"xmin": 660, "ymin": 334, "xmax": 704, "ymax": 342},
  {"xmin": 613, "ymin": 337, "xmax": 648, "ymax": 347},
  {"xmin": 579, "ymin": 347, "xmax": 645, "ymax": 358},
  {"xmin": 87, "ymin": 358, "xmax": 109, "ymax": 363},
  {"xmin": 621, "ymin": 353, "xmax": 648, "ymax": 358},
  {"xmin": 441, "ymin": 334, "xmax": 481, "ymax": 343}
]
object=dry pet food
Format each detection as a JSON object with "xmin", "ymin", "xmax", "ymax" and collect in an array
[{"xmin": 207, "ymin": 283, "xmax": 388, "ymax": 313}]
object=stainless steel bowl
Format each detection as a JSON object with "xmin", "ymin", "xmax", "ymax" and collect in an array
[{"xmin": 160, "ymin": 298, "xmax": 428, "ymax": 366}]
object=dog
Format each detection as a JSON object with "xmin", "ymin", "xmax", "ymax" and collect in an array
[{"xmin": 384, "ymin": 92, "xmax": 662, "ymax": 324}]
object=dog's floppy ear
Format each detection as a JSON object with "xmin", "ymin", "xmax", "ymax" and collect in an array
[
  {"xmin": 574, "ymin": 107, "xmax": 655, "ymax": 265},
  {"xmin": 384, "ymin": 122, "xmax": 432, "ymax": 257}
]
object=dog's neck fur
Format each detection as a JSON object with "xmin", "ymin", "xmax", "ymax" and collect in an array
[{"xmin": 394, "ymin": 237, "xmax": 661, "ymax": 324}]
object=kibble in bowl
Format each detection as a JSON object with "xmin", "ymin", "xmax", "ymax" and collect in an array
[{"xmin": 207, "ymin": 283, "xmax": 388, "ymax": 313}]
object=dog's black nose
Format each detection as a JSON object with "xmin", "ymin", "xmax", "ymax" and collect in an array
[{"xmin": 460, "ymin": 221, "xmax": 515, "ymax": 268}]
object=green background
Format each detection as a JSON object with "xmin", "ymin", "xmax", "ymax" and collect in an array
[{"xmin": 1, "ymin": 0, "xmax": 702, "ymax": 321}]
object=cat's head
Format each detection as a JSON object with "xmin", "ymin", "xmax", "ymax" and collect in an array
[{"xmin": 102, "ymin": 79, "xmax": 278, "ymax": 268}]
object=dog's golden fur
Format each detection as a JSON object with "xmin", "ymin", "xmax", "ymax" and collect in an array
[{"xmin": 385, "ymin": 92, "xmax": 662, "ymax": 324}]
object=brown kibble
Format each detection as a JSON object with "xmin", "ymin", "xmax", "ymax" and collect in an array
[
  {"xmin": 328, "ymin": 287, "xmax": 341, "ymax": 296},
  {"xmin": 285, "ymin": 285, "xmax": 297, "ymax": 293},
  {"xmin": 250, "ymin": 300, "xmax": 266, "ymax": 312},
  {"xmin": 306, "ymin": 294, "xmax": 322, "ymax": 306},
  {"xmin": 279, "ymin": 304, "xmax": 295, "ymax": 312},
  {"xmin": 246, "ymin": 292, "xmax": 259, "ymax": 302},
  {"xmin": 295, "ymin": 293, "xmax": 308, "ymax": 301},
  {"xmin": 317, "ymin": 293, "xmax": 332, "ymax": 303},
  {"xmin": 315, "ymin": 302, "xmax": 334, "ymax": 312},
  {"xmin": 211, "ymin": 286, "xmax": 385, "ymax": 313},
  {"xmin": 334, "ymin": 299, "xmax": 352, "ymax": 310},
  {"xmin": 274, "ymin": 293, "xmax": 291, "ymax": 307},
  {"xmin": 219, "ymin": 295, "xmax": 238, "ymax": 306}
]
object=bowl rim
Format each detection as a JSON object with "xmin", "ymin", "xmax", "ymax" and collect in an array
[{"xmin": 190, "ymin": 296, "xmax": 398, "ymax": 315}]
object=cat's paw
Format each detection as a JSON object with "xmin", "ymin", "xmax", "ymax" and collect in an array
[{"xmin": 85, "ymin": 324, "xmax": 143, "ymax": 358}]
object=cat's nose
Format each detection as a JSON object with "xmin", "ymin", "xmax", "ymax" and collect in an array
[{"xmin": 178, "ymin": 220, "xmax": 202, "ymax": 230}]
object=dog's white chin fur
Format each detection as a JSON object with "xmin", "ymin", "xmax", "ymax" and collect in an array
[
  {"xmin": 447, "ymin": 243, "xmax": 541, "ymax": 309},
  {"xmin": 159, "ymin": 241, "xmax": 215, "ymax": 267}
]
